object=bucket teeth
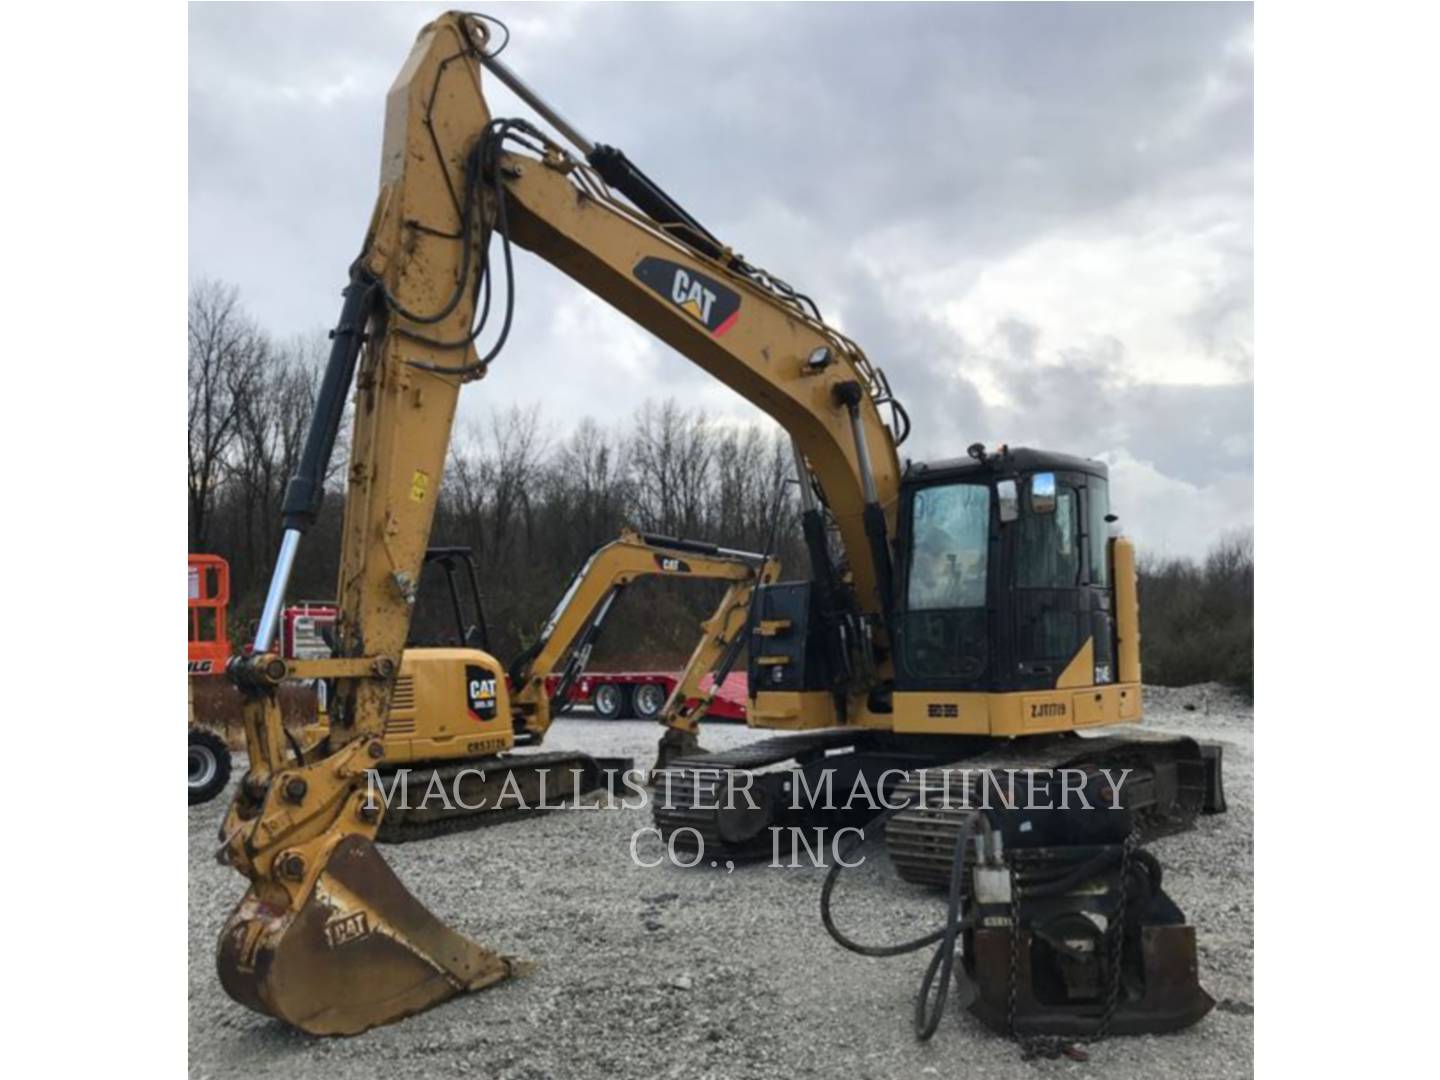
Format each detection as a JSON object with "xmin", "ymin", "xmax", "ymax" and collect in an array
[{"xmin": 217, "ymin": 834, "xmax": 514, "ymax": 1035}]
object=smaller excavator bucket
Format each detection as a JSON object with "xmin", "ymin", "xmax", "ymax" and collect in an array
[{"xmin": 217, "ymin": 834, "xmax": 516, "ymax": 1036}]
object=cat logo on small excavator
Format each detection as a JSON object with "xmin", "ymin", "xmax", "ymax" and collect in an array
[{"xmin": 466, "ymin": 665, "xmax": 499, "ymax": 722}]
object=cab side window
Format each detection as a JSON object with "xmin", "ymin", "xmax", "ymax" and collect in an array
[
  {"xmin": 1087, "ymin": 478, "xmax": 1111, "ymax": 587},
  {"xmin": 1015, "ymin": 483, "xmax": 1080, "ymax": 588}
]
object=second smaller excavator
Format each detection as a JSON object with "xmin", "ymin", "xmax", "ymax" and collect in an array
[{"xmin": 255, "ymin": 527, "xmax": 779, "ymax": 842}]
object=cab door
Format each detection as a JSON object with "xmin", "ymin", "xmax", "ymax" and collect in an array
[
  {"xmin": 1080, "ymin": 476, "xmax": 1116, "ymax": 685},
  {"xmin": 1007, "ymin": 472, "xmax": 1088, "ymax": 690}
]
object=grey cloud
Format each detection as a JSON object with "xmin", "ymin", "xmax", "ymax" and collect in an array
[{"xmin": 189, "ymin": 2, "xmax": 1252, "ymax": 559}]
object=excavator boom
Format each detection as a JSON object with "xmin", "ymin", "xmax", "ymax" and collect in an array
[{"xmin": 217, "ymin": 15, "xmax": 516, "ymax": 1034}]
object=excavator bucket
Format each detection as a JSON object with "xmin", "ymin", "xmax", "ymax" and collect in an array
[
  {"xmin": 653, "ymin": 726, "xmax": 707, "ymax": 773},
  {"xmin": 217, "ymin": 834, "xmax": 516, "ymax": 1036}
]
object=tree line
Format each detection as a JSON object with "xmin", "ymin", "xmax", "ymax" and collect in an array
[
  {"xmin": 189, "ymin": 280, "xmax": 1252, "ymax": 692},
  {"xmin": 188, "ymin": 280, "xmax": 807, "ymax": 669},
  {"xmin": 1136, "ymin": 530, "xmax": 1254, "ymax": 696}
]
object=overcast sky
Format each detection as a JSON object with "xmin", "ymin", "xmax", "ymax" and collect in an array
[{"xmin": 189, "ymin": 2, "xmax": 1252, "ymax": 559}]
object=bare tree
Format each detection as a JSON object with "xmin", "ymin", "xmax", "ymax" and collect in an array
[
  {"xmin": 715, "ymin": 424, "xmax": 779, "ymax": 547},
  {"xmin": 553, "ymin": 418, "xmax": 630, "ymax": 551},
  {"xmin": 231, "ymin": 334, "xmax": 325, "ymax": 580},
  {"xmin": 629, "ymin": 399, "xmax": 715, "ymax": 535},
  {"xmin": 758, "ymin": 429, "xmax": 800, "ymax": 557},
  {"xmin": 480, "ymin": 404, "xmax": 550, "ymax": 561},
  {"xmin": 188, "ymin": 280, "xmax": 264, "ymax": 549}
]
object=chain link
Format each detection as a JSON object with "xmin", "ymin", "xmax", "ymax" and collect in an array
[
  {"xmin": 1093, "ymin": 828, "xmax": 1140, "ymax": 1041},
  {"xmin": 1006, "ymin": 827, "xmax": 1142, "ymax": 1061}
]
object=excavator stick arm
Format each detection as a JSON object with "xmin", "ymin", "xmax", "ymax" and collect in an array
[
  {"xmin": 507, "ymin": 528, "xmax": 775, "ymax": 735},
  {"xmin": 219, "ymin": 14, "xmax": 514, "ymax": 1035},
  {"xmin": 660, "ymin": 565, "xmax": 778, "ymax": 735},
  {"xmin": 650, "ymin": 570, "xmax": 768, "ymax": 770}
]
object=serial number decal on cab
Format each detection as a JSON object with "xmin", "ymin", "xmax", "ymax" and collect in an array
[
  {"xmin": 633, "ymin": 257, "xmax": 740, "ymax": 337},
  {"xmin": 1029, "ymin": 702, "xmax": 1068, "ymax": 719}
]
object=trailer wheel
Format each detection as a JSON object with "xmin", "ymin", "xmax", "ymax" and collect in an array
[
  {"xmin": 633, "ymin": 682, "xmax": 667, "ymax": 720},
  {"xmin": 189, "ymin": 728, "xmax": 232, "ymax": 805},
  {"xmin": 592, "ymin": 683, "xmax": 628, "ymax": 720}
]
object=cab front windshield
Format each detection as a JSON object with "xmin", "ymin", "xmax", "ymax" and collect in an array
[{"xmin": 907, "ymin": 483, "xmax": 990, "ymax": 610}]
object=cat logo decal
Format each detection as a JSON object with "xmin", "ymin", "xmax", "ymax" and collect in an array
[{"xmin": 633, "ymin": 257, "xmax": 740, "ymax": 336}]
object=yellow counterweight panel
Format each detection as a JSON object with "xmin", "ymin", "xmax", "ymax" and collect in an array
[{"xmin": 381, "ymin": 648, "xmax": 514, "ymax": 765}]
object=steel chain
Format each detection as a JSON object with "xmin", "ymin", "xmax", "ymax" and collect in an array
[{"xmin": 1005, "ymin": 826, "xmax": 1142, "ymax": 1061}]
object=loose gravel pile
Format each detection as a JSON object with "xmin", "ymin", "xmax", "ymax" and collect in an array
[{"xmin": 189, "ymin": 685, "xmax": 1253, "ymax": 1079}]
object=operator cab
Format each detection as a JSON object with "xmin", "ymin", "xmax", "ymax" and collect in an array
[{"xmin": 892, "ymin": 446, "xmax": 1116, "ymax": 694}]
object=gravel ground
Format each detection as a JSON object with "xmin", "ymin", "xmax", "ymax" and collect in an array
[{"xmin": 190, "ymin": 685, "xmax": 1253, "ymax": 1079}]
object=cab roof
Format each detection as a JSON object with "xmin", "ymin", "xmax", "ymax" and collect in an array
[{"xmin": 902, "ymin": 446, "xmax": 1109, "ymax": 485}]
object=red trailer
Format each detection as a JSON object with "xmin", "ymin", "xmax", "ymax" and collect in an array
[{"xmin": 560, "ymin": 669, "xmax": 748, "ymax": 722}]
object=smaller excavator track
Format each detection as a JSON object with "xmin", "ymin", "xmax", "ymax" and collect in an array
[{"xmin": 376, "ymin": 750, "xmax": 634, "ymax": 843}]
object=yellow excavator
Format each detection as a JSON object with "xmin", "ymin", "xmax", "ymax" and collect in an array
[
  {"xmin": 364, "ymin": 529, "xmax": 778, "ymax": 840},
  {"xmin": 205, "ymin": 529, "xmax": 772, "ymax": 819},
  {"xmin": 503, "ymin": 528, "xmax": 778, "ymax": 742},
  {"xmin": 217, "ymin": 12, "xmax": 1222, "ymax": 1039}
]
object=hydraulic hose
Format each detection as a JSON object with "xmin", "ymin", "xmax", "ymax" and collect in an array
[{"xmin": 819, "ymin": 805, "xmax": 978, "ymax": 1041}]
